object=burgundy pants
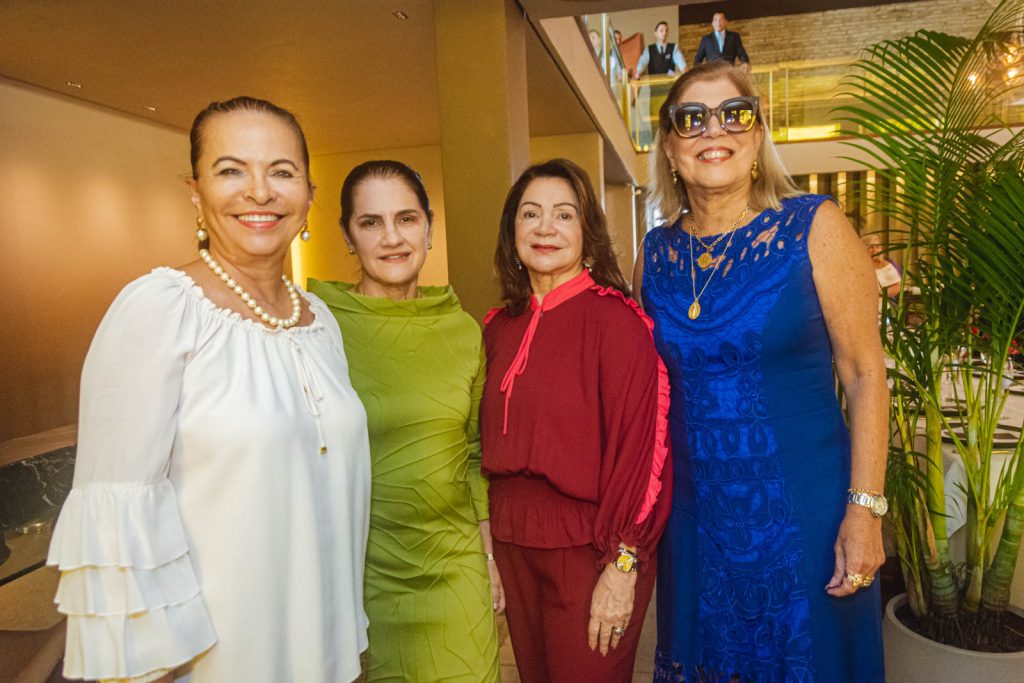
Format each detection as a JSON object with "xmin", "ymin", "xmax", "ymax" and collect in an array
[{"xmin": 494, "ymin": 540, "xmax": 656, "ymax": 682}]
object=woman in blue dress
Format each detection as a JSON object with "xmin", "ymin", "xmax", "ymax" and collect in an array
[{"xmin": 634, "ymin": 62, "xmax": 888, "ymax": 682}]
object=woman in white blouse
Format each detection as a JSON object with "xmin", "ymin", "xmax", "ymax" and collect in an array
[{"xmin": 47, "ymin": 97, "xmax": 371, "ymax": 682}]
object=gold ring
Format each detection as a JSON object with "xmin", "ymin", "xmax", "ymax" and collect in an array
[
  {"xmin": 846, "ymin": 573, "xmax": 874, "ymax": 589},
  {"xmin": 612, "ymin": 626, "xmax": 625, "ymax": 637}
]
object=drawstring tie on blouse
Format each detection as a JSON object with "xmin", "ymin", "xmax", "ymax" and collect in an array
[
  {"xmin": 498, "ymin": 268, "xmax": 595, "ymax": 434},
  {"xmin": 289, "ymin": 337, "xmax": 328, "ymax": 454}
]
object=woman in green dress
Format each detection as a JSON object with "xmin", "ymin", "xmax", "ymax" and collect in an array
[{"xmin": 310, "ymin": 160, "xmax": 503, "ymax": 682}]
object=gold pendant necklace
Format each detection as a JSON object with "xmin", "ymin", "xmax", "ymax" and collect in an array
[
  {"xmin": 686, "ymin": 205, "xmax": 750, "ymax": 320},
  {"xmin": 689, "ymin": 214, "xmax": 738, "ymax": 270}
]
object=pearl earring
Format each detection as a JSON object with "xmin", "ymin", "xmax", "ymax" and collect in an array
[
  {"xmin": 195, "ymin": 216, "xmax": 207, "ymax": 242},
  {"xmin": 514, "ymin": 254, "xmax": 522, "ymax": 270},
  {"xmin": 671, "ymin": 168, "xmax": 679, "ymax": 183},
  {"xmin": 299, "ymin": 223, "xmax": 311, "ymax": 242}
]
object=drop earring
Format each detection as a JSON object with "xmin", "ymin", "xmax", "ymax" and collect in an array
[
  {"xmin": 299, "ymin": 222, "xmax": 311, "ymax": 242},
  {"xmin": 671, "ymin": 168, "xmax": 679, "ymax": 183},
  {"xmin": 514, "ymin": 254, "xmax": 522, "ymax": 270},
  {"xmin": 195, "ymin": 216, "xmax": 207, "ymax": 242},
  {"xmin": 750, "ymin": 160, "xmax": 760, "ymax": 181}
]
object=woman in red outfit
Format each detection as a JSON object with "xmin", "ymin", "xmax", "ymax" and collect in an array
[{"xmin": 481, "ymin": 159, "xmax": 672, "ymax": 681}]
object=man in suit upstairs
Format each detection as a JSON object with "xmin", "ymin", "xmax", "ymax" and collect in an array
[
  {"xmin": 694, "ymin": 12, "xmax": 750, "ymax": 72},
  {"xmin": 634, "ymin": 20, "xmax": 686, "ymax": 78}
]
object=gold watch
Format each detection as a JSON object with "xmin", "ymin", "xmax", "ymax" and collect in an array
[{"xmin": 614, "ymin": 547, "xmax": 639, "ymax": 573}]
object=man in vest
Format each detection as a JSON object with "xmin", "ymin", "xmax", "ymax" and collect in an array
[
  {"xmin": 634, "ymin": 20, "xmax": 686, "ymax": 78},
  {"xmin": 694, "ymin": 12, "xmax": 750, "ymax": 72}
]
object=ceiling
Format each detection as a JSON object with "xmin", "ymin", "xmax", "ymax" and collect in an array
[{"xmin": 0, "ymin": 0, "xmax": 595, "ymax": 155}]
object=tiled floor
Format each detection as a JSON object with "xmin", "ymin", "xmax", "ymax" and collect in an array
[{"xmin": 498, "ymin": 592, "xmax": 659, "ymax": 682}]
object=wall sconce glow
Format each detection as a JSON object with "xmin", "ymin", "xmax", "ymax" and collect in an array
[
  {"xmin": 392, "ymin": 10, "xmax": 408, "ymax": 19},
  {"xmin": 65, "ymin": 81, "xmax": 83, "ymax": 88},
  {"xmin": 144, "ymin": 105, "xmax": 157, "ymax": 112}
]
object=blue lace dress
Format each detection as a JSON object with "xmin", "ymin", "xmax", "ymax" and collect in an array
[{"xmin": 643, "ymin": 195, "xmax": 884, "ymax": 683}]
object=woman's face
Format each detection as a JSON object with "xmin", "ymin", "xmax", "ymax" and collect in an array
[
  {"xmin": 662, "ymin": 77, "xmax": 764, "ymax": 195},
  {"xmin": 865, "ymin": 235, "xmax": 883, "ymax": 258},
  {"xmin": 188, "ymin": 111, "xmax": 311, "ymax": 261},
  {"xmin": 345, "ymin": 176, "xmax": 432, "ymax": 291},
  {"xmin": 514, "ymin": 176, "xmax": 584, "ymax": 286}
]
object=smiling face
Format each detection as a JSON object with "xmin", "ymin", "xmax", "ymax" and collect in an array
[
  {"xmin": 662, "ymin": 76, "xmax": 764, "ymax": 196},
  {"xmin": 187, "ymin": 110, "xmax": 311, "ymax": 262},
  {"xmin": 712, "ymin": 13, "xmax": 727, "ymax": 32},
  {"xmin": 515, "ymin": 176, "xmax": 584, "ymax": 292},
  {"xmin": 345, "ymin": 175, "xmax": 432, "ymax": 298}
]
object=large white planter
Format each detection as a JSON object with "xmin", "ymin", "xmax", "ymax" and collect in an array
[{"xmin": 884, "ymin": 594, "xmax": 1024, "ymax": 682}]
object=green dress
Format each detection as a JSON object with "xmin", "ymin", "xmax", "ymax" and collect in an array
[{"xmin": 309, "ymin": 280, "xmax": 499, "ymax": 683}]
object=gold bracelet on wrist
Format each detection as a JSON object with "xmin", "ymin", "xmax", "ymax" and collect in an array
[{"xmin": 848, "ymin": 487, "xmax": 883, "ymax": 497}]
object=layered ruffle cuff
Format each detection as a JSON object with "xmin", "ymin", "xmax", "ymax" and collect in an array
[{"xmin": 47, "ymin": 480, "xmax": 217, "ymax": 680}]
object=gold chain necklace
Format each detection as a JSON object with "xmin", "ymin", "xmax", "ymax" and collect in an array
[
  {"xmin": 687, "ymin": 206, "xmax": 750, "ymax": 270},
  {"xmin": 686, "ymin": 205, "xmax": 749, "ymax": 320}
]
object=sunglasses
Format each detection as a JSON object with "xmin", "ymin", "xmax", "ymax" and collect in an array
[{"xmin": 666, "ymin": 96, "xmax": 760, "ymax": 138}]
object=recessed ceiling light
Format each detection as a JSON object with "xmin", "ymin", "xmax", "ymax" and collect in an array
[
  {"xmin": 392, "ymin": 10, "xmax": 408, "ymax": 19},
  {"xmin": 65, "ymin": 81, "xmax": 83, "ymax": 88},
  {"xmin": 144, "ymin": 105, "xmax": 157, "ymax": 111}
]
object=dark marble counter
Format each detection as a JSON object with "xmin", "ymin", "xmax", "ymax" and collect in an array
[{"xmin": 0, "ymin": 446, "xmax": 75, "ymax": 586}]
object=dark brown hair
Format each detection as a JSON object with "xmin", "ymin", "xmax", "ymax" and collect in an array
[
  {"xmin": 339, "ymin": 160, "xmax": 432, "ymax": 235},
  {"xmin": 495, "ymin": 159, "xmax": 629, "ymax": 316},
  {"xmin": 189, "ymin": 96, "xmax": 311, "ymax": 188}
]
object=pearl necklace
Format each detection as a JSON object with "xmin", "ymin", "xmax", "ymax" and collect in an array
[{"xmin": 199, "ymin": 248, "xmax": 302, "ymax": 329}]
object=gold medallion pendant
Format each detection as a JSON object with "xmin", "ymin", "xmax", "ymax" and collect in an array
[
  {"xmin": 697, "ymin": 251, "xmax": 714, "ymax": 269},
  {"xmin": 688, "ymin": 300, "xmax": 701, "ymax": 320}
]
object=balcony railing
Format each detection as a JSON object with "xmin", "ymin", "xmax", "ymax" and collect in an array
[{"xmin": 583, "ymin": 14, "xmax": 1024, "ymax": 150}]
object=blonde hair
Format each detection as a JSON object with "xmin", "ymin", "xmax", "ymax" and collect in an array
[{"xmin": 649, "ymin": 62, "xmax": 802, "ymax": 224}]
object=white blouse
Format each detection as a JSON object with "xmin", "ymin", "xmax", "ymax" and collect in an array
[{"xmin": 47, "ymin": 268, "xmax": 371, "ymax": 682}]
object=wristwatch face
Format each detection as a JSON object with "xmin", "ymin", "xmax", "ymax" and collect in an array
[
  {"xmin": 870, "ymin": 496, "xmax": 888, "ymax": 517},
  {"xmin": 615, "ymin": 552, "xmax": 638, "ymax": 573}
]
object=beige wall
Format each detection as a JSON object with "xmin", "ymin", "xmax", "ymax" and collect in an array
[
  {"xmin": 0, "ymin": 78, "xmax": 195, "ymax": 441},
  {"xmin": 295, "ymin": 146, "xmax": 450, "ymax": 290}
]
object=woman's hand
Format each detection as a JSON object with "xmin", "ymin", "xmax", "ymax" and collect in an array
[
  {"xmin": 826, "ymin": 506, "xmax": 885, "ymax": 597},
  {"xmin": 487, "ymin": 555, "xmax": 506, "ymax": 615},
  {"xmin": 588, "ymin": 564, "xmax": 637, "ymax": 656}
]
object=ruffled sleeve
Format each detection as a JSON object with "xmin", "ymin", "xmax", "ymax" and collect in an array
[
  {"xmin": 466, "ymin": 347, "xmax": 489, "ymax": 522},
  {"xmin": 47, "ymin": 271, "xmax": 217, "ymax": 680},
  {"xmin": 590, "ymin": 288, "xmax": 673, "ymax": 566}
]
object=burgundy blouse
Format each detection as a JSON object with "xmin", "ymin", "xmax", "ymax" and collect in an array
[{"xmin": 481, "ymin": 270, "xmax": 671, "ymax": 564}]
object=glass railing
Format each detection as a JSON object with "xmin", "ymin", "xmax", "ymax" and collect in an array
[
  {"xmin": 579, "ymin": 14, "xmax": 1024, "ymax": 150},
  {"xmin": 622, "ymin": 59, "xmax": 1024, "ymax": 149}
]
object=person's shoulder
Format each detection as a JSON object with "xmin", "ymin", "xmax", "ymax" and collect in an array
[
  {"xmin": 111, "ymin": 267, "xmax": 194, "ymax": 313},
  {"xmin": 585, "ymin": 286, "xmax": 653, "ymax": 333}
]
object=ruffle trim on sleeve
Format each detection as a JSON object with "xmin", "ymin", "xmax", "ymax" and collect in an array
[
  {"xmin": 483, "ymin": 306, "xmax": 505, "ymax": 326},
  {"xmin": 590, "ymin": 286, "xmax": 671, "ymax": 526},
  {"xmin": 47, "ymin": 480, "xmax": 217, "ymax": 679}
]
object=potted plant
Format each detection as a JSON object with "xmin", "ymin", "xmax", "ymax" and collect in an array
[{"xmin": 837, "ymin": 0, "xmax": 1024, "ymax": 677}]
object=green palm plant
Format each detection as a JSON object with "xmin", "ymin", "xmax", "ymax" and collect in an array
[{"xmin": 836, "ymin": 0, "xmax": 1024, "ymax": 650}]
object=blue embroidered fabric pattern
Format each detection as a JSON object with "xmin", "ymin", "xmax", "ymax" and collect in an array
[{"xmin": 644, "ymin": 195, "xmax": 884, "ymax": 683}]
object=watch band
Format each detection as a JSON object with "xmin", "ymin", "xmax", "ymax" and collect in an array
[{"xmin": 847, "ymin": 489, "xmax": 888, "ymax": 517}]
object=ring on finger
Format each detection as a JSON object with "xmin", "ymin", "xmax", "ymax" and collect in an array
[
  {"xmin": 612, "ymin": 625, "xmax": 626, "ymax": 637},
  {"xmin": 846, "ymin": 572, "xmax": 874, "ymax": 589}
]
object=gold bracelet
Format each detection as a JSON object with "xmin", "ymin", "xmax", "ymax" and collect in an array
[
  {"xmin": 848, "ymin": 487, "xmax": 883, "ymax": 497},
  {"xmin": 485, "ymin": 552, "xmax": 495, "ymax": 562}
]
